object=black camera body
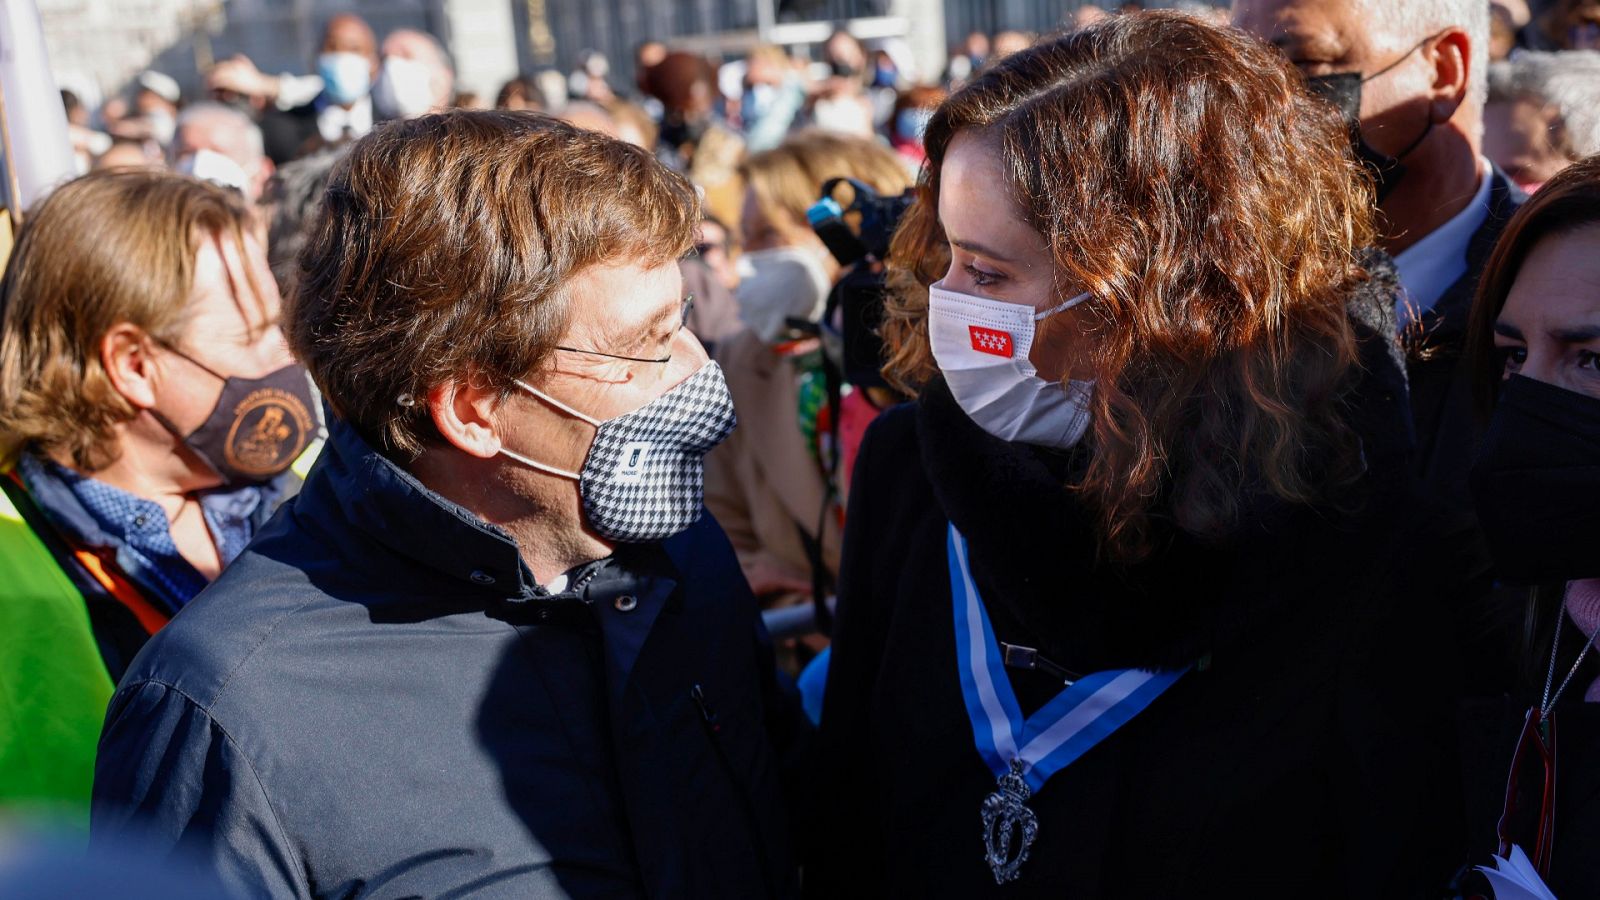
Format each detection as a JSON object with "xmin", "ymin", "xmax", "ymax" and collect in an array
[
  {"xmin": 806, "ymin": 178, "xmax": 914, "ymax": 390},
  {"xmin": 806, "ymin": 177, "xmax": 914, "ymax": 268}
]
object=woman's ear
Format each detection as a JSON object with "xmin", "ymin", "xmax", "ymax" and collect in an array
[
  {"xmin": 100, "ymin": 323, "xmax": 162, "ymax": 411},
  {"xmin": 428, "ymin": 377, "xmax": 505, "ymax": 459}
]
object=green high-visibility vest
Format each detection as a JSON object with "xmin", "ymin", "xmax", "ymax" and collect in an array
[
  {"xmin": 0, "ymin": 437, "xmax": 321, "ymax": 822},
  {"xmin": 0, "ymin": 473, "xmax": 115, "ymax": 823}
]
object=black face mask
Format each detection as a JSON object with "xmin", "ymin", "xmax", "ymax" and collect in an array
[
  {"xmin": 660, "ymin": 114, "xmax": 709, "ymax": 151},
  {"xmin": 153, "ymin": 346, "xmax": 319, "ymax": 486},
  {"xmin": 1469, "ymin": 375, "xmax": 1600, "ymax": 584},
  {"xmin": 1305, "ymin": 71, "xmax": 1433, "ymax": 203}
]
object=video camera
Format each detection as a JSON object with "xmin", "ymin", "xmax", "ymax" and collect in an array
[
  {"xmin": 805, "ymin": 178, "xmax": 914, "ymax": 390},
  {"xmin": 806, "ymin": 177, "xmax": 913, "ymax": 268}
]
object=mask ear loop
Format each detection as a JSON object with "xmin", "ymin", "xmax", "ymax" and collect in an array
[
  {"xmin": 1033, "ymin": 291, "xmax": 1091, "ymax": 322},
  {"xmin": 498, "ymin": 446, "xmax": 581, "ymax": 481},
  {"xmin": 1355, "ymin": 29, "xmax": 1453, "ymax": 163},
  {"xmin": 496, "ymin": 379, "xmax": 600, "ymax": 481},
  {"xmin": 513, "ymin": 379, "xmax": 604, "ymax": 427}
]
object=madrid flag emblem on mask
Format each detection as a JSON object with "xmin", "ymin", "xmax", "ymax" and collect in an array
[{"xmin": 969, "ymin": 326, "xmax": 1014, "ymax": 357}]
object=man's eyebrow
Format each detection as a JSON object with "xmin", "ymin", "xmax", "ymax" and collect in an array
[
  {"xmin": 1274, "ymin": 31, "xmax": 1344, "ymax": 61},
  {"xmin": 610, "ymin": 297, "xmax": 681, "ymax": 350},
  {"xmin": 1493, "ymin": 321, "xmax": 1525, "ymax": 340}
]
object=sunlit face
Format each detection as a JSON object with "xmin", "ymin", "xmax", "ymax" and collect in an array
[
  {"xmin": 1493, "ymin": 225, "xmax": 1600, "ymax": 398},
  {"xmin": 1483, "ymin": 97, "xmax": 1569, "ymax": 190},
  {"xmin": 936, "ymin": 130, "xmax": 1091, "ymax": 381},
  {"xmin": 1232, "ymin": 0, "xmax": 1440, "ymax": 159},
  {"xmin": 542, "ymin": 260, "xmax": 704, "ymax": 418},
  {"xmin": 497, "ymin": 260, "xmax": 707, "ymax": 475},
  {"xmin": 150, "ymin": 232, "xmax": 292, "ymax": 487}
]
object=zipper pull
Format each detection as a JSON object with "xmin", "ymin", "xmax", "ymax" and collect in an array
[{"xmin": 690, "ymin": 683, "xmax": 720, "ymax": 732}]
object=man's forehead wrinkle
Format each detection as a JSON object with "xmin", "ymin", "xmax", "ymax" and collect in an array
[
  {"xmin": 1269, "ymin": 14, "xmax": 1351, "ymax": 58},
  {"xmin": 1298, "ymin": 30, "xmax": 1351, "ymax": 59}
]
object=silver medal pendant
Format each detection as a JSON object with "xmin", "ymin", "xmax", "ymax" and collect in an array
[{"xmin": 980, "ymin": 759, "xmax": 1038, "ymax": 884}]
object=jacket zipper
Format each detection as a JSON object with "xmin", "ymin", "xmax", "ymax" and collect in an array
[{"xmin": 691, "ymin": 683, "xmax": 778, "ymax": 899}]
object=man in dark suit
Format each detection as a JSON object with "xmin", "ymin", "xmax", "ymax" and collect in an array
[
  {"xmin": 92, "ymin": 111, "xmax": 804, "ymax": 900},
  {"xmin": 1234, "ymin": 1, "xmax": 1537, "ymax": 880},
  {"xmin": 258, "ymin": 14, "xmax": 379, "ymax": 164},
  {"xmin": 1234, "ymin": 0, "xmax": 1524, "ymax": 624}
]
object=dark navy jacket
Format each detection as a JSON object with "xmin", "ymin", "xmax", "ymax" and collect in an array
[
  {"xmin": 91, "ymin": 417, "xmax": 802, "ymax": 899},
  {"xmin": 1402, "ymin": 168, "xmax": 1530, "ymax": 698},
  {"xmin": 1407, "ymin": 168, "xmax": 1525, "ymax": 569}
]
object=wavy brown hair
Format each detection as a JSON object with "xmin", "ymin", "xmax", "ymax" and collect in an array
[
  {"xmin": 883, "ymin": 12, "xmax": 1377, "ymax": 562},
  {"xmin": 290, "ymin": 110, "xmax": 698, "ymax": 458},
  {"xmin": 0, "ymin": 170, "xmax": 264, "ymax": 470}
]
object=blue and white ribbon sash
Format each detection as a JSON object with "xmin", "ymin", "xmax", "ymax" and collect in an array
[{"xmin": 949, "ymin": 524, "xmax": 1186, "ymax": 792}]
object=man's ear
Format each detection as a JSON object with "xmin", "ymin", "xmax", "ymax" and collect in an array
[
  {"xmin": 428, "ymin": 376, "xmax": 505, "ymax": 459},
  {"xmin": 1426, "ymin": 27, "xmax": 1472, "ymax": 122},
  {"xmin": 100, "ymin": 323, "xmax": 161, "ymax": 411}
]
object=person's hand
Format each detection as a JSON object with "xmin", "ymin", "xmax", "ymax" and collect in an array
[
  {"xmin": 207, "ymin": 55, "xmax": 279, "ymax": 102},
  {"xmin": 105, "ymin": 117, "xmax": 155, "ymax": 141},
  {"xmin": 744, "ymin": 558, "xmax": 814, "ymax": 601}
]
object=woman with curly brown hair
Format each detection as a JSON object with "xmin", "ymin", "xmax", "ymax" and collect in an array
[{"xmin": 806, "ymin": 12, "xmax": 1458, "ymax": 897}]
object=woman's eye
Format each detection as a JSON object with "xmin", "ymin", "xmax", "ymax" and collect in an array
[
  {"xmin": 1499, "ymin": 346, "xmax": 1527, "ymax": 376},
  {"xmin": 964, "ymin": 263, "xmax": 1002, "ymax": 287}
]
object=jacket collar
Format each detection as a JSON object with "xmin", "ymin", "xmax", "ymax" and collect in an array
[
  {"xmin": 306, "ymin": 416, "xmax": 687, "ymax": 689},
  {"xmin": 1415, "ymin": 164, "xmax": 1526, "ymax": 349},
  {"xmin": 15, "ymin": 449, "xmax": 287, "ymax": 555},
  {"xmin": 307, "ymin": 416, "xmax": 539, "ymax": 599}
]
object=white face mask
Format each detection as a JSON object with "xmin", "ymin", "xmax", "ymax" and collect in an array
[
  {"xmin": 373, "ymin": 55, "xmax": 435, "ymax": 120},
  {"xmin": 734, "ymin": 246, "xmax": 832, "ymax": 343},
  {"xmin": 145, "ymin": 110, "xmax": 176, "ymax": 146},
  {"xmin": 174, "ymin": 148, "xmax": 250, "ymax": 193},
  {"xmin": 927, "ymin": 281, "xmax": 1095, "ymax": 448}
]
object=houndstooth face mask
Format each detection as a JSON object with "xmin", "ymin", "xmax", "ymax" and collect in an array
[{"xmin": 501, "ymin": 362, "xmax": 738, "ymax": 543}]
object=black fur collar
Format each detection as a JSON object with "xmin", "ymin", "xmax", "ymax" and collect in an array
[
  {"xmin": 915, "ymin": 375, "xmax": 1247, "ymax": 671},
  {"xmin": 911, "ymin": 263, "xmax": 1405, "ymax": 671}
]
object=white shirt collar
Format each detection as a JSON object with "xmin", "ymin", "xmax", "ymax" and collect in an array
[
  {"xmin": 316, "ymin": 96, "xmax": 373, "ymax": 143},
  {"xmin": 1393, "ymin": 162, "xmax": 1493, "ymax": 326}
]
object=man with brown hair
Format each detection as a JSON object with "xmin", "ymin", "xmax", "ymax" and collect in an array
[
  {"xmin": 92, "ymin": 111, "xmax": 801, "ymax": 898},
  {"xmin": 0, "ymin": 171, "xmax": 317, "ymax": 814}
]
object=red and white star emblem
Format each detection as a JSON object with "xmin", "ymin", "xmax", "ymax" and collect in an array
[{"xmin": 969, "ymin": 325, "xmax": 1013, "ymax": 358}]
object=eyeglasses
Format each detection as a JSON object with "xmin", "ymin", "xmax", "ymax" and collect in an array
[
  {"xmin": 554, "ymin": 294, "xmax": 695, "ymax": 365},
  {"xmin": 1496, "ymin": 707, "xmax": 1558, "ymax": 878}
]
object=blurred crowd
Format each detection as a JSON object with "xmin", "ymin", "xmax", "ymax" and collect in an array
[{"xmin": 5, "ymin": 0, "xmax": 1600, "ymax": 897}]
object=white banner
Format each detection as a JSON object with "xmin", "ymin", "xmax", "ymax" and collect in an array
[{"xmin": 0, "ymin": 0, "xmax": 75, "ymax": 214}]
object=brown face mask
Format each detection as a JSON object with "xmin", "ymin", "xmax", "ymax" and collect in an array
[{"xmin": 152, "ymin": 345, "xmax": 319, "ymax": 485}]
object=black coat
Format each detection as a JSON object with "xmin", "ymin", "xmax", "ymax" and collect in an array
[
  {"xmin": 1408, "ymin": 165, "xmax": 1525, "ymax": 513},
  {"xmin": 1405, "ymin": 169, "xmax": 1529, "ymax": 695},
  {"xmin": 805, "ymin": 290, "xmax": 1461, "ymax": 897},
  {"xmin": 260, "ymin": 101, "xmax": 324, "ymax": 165},
  {"xmin": 91, "ymin": 417, "xmax": 804, "ymax": 899},
  {"xmin": 1459, "ymin": 665, "xmax": 1600, "ymax": 898}
]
